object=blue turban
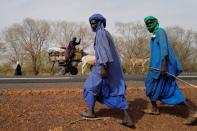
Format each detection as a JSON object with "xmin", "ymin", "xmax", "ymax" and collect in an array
[
  {"xmin": 88, "ymin": 13, "xmax": 113, "ymax": 64},
  {"xmin": 89, "ymin": 14, "xmax": 106, "ymax": 28}
]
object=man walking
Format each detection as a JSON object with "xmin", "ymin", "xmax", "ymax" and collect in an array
[
  {"xmin": 80, "ymin": 13, "xmax": 135, "ymax": 128},
  {"xmin": 143, "ymin": 16, "xmax": 196, "ymax": 125}
]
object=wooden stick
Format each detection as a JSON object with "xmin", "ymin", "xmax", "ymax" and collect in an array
[
  {"xmin": 66, "ymin": 117, "xmax": 110, "ymax": 126},
  {"xmin": 150, "ymin": 67, "xmax": 197, "ymax": 88}
]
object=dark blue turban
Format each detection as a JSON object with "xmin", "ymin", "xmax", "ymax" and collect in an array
[
  {"xmin": 89, "ymin": 14, "xmax": 106, "ymax": 28},
  {"xmin": 88, "ymin": 13, "xmax": 113, "ymax": 64}
]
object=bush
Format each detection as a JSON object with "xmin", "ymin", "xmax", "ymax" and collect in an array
[{"xmin": 0, "ymin": 63, "xmax": 13, "ymax": 76}]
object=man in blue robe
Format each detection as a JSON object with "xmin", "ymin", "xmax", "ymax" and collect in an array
[
  {"xmin": 80, "ymin": 14, "xmax": 135, "ymax": 128},
  {"xmin": 144, "ymin": 16, "xmax": 197, "ymax": 125}
]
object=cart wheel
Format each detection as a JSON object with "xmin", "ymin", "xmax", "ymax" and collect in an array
[
  {"xmin": 56, "ymin": 67, "xmax": 66, "ymax": 76},
  {"xmin": 70, "ymin": 66, "xmax": 78, "ymax": 75}
]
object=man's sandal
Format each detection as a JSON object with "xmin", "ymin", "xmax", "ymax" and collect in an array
[
  {"xmin": 143, "ymin": 109, "xmax": 160, "ymax": 115},
  {"xmin": 184, "ymin": 115, "xmax": 197, "ymax": 125},
  {"xmin": 118, "ymin": 120, "xmax": 136, "ymax": 129}
]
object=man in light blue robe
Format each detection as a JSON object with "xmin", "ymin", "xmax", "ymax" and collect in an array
[
  {"xmin": 144, "ymin": 16, "xmax": 197, "ymax": 125},
  {"xmin": 80, "ymin": 14, "xmax": 135, "ymax": 128}
]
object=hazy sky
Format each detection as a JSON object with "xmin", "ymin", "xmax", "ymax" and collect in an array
[{"xmin": 0, "ymin": 0, "xmax": 197, "ymax": 33}]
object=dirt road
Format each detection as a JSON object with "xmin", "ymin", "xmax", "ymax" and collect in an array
[{"xmin": 0, "ymin": 87, "xmax": 197, "ymax": 131}]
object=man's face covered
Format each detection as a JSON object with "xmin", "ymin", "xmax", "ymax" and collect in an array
[{"xmin": 144, "ymin": 16, "xmax": 159, "ymax": 33}]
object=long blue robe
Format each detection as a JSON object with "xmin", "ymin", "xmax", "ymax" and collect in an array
[
  {"xmin": 145, "ymin": 28, "xmax": 185, "ymax": 105},
  {"xmin": 83, "ymin": 20, "xmax": 128, "ymax": 110}
]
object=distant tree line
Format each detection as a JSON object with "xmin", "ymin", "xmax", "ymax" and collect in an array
[{"xmin": 0, "ymin": 18, "xmax": 196, "ymax": 75}]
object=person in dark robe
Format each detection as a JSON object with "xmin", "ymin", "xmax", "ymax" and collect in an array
[
  {"xmin": 14, "ymin": 62, "xmax": 22, "ymax": 76},
  {"xmin": 80, "ymin": 14, "xmax": 135, "ymax": 128},
  {"xmin": 144, "ymin": 16, "xmax": 197, "ymax": 125},
  {"xmin": 64, "ymin": 37, "xmax": 81, "ymax": 62}
]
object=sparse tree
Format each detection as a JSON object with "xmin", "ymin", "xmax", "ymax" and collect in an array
[
  {"xmin": 166, "ymin": 26, "xmax": 194, "ymax": 72},
  {"xmin": 77, "ymin": 22, "xmax": 94, "ymax": 50},
  {"xmin": 51, "ymin": 21, "xmax": 77, "ymax": 47},
  {"xmin": 3, "ymin": 18, "xmax": 51, "ymax": 75},
  {"xmin": 191, "ymin": 32, "xmax": 197, "ymax": 71},
  {"xmin": 0, "ymin": 39, "xmax": 6, "ymax": 52},
  {"xmin": 115, "ymin": 22, "xmax": 149, "ymax": 73},
  {"xmin": 3, "ymin": 24, "xmax": 26, "ymax": 65},
  {"xmin": 51, "ymin": 21, "xmax": 94, "ymax": 50},
  {"xmin": 115, "ymin": 22, "xmax": 149, "ymax": 60}
]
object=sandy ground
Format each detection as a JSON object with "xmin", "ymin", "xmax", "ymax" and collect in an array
[{"xmin": 0, "ymin": 86, "xmax": 197, "ymax": 131}]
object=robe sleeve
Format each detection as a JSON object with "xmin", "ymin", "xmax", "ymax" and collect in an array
[
  {"xmin": 95, "ymin": 29, "xmax": 113, "ymax": 65},
  {"xmin": 158, "ymin": 28, "xmax": 169, "ymax": 60}
]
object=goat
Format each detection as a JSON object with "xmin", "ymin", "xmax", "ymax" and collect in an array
[
  {"xmin": 81, "ymin": 55, "xmax": 96, "ymax": 74},
  {"xmin": 130, "ymin": 57, "xmax": 150, "ymax": 72}
]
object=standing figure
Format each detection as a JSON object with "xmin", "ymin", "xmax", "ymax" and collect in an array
[
  {"xmin": 144, "ymin": 16, "xmax": 196, "ymax": 125},
  {"xmin": 80, "ymin": 14, "xmax": 135, "ymax": 128},
  {"xmin": 65, "ymin": 37, "xmax": 81, "ymax": 62},
  {"xmin": 14, "ymin": 61, "xmax": 22, "ymax": 76}
]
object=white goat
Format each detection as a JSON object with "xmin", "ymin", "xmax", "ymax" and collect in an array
[{"xmin": 81, "ymin": 55, "xmax": 96, "ymax": 74}]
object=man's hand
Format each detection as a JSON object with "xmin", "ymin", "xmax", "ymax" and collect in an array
[
  {"xmin": 161, "ymin": 66, "xmax": 167, "ymax": 75},
  {"xmin": 101, "ymin": 66, "xmax": 108, "ymax": 78},
  {"xmin": 75, "ymin": 38, "xmax": 81, "ymax": 46},
  {"xmin": 78, "ymin": 38, "xmax": 81, "ymax": 44},
  {"xmin": 161, "ymin": 57, "xmax": 168, "ymax": 75}
]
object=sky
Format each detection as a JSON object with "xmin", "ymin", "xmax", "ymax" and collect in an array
[{"xmin": 0, "ymin": 0, "xmax": 197, "ymax": 33}]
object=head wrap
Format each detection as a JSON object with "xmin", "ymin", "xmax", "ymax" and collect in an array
[
  {"xmin": 72, "ymin": 37, "xmax": 77, "ymax": 42},
  {"xmin": 88, "ymin": 13, "xmax": 113, "ymax": 64},
  {"xmin": 89, "ymin": 14, "xmax": 106, "ymax": 32},
  {"xmin": 144, "ymin": 16, "xmax": 159, "ymax": 33}
]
